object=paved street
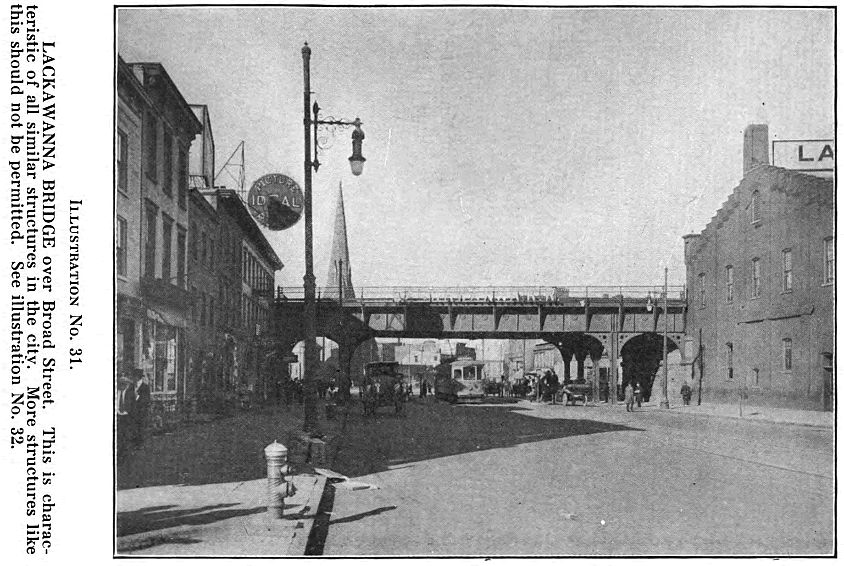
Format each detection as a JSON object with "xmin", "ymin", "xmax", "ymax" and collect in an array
[{"xmin": 315, "ymin": 398, "xmax": 833, "ymax": 556}]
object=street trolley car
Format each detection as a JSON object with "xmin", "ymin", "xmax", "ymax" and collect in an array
[
  {"xmin": 360, "ymin": 361, "xmax": 406, "ymax": 415},
  {"xmin": 434, "ymin": 360, "xmax": 486, "ymax": 403}
]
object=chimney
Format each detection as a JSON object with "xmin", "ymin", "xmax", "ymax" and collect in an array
[{"xmin": 743, "ymin": 124, "xmax": 769, "ymax": 175}]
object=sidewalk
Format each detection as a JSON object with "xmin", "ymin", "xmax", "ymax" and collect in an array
[
  {"xmin": 663, "ymin": 401, "xmax": 834, "ymax": 428},
  {"xmin": 116, "ymin": 473, "xmax": 327, "ymax": 556},
  {"xmin": 115, "ymin": 403, "xmax": 346, "ymax": 556}
]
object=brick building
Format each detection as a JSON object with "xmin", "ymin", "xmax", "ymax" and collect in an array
[
  {"xmin": 115, "ymin": 58, "xmax": 203, "ymax": 420},
  {"xmin": 683, "ymin": 125, "xmax": 834, "ymax": 411}
]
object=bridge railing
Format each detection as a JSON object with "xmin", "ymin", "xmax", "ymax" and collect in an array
[{"xmin": 275, "ymin": 285, "xmax": 686, "ymax": 303}]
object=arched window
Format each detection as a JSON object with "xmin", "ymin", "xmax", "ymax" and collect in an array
[{"xmin": 750, "ymin": 190, "xmax": 761, "ymax": 223}]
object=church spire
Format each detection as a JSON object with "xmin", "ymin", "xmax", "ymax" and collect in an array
[{"xmin": 325, "ymin": 181, "xmax": 355, "ymax": 299}]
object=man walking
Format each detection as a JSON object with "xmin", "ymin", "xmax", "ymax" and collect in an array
[
  {"xmin": 133, "ymin": 369, "xmax": 151, "ymax": 447},
  {"xmin": 680, "ymin": 382, "xmax": 692, "ymax": 406},
  {"xmin": 625, "ymin": 381, "xmax": 635, "ymax": 412},
  {"xmin": 116, "ymin": 374, "xmax": 136, "ymax": 463}
]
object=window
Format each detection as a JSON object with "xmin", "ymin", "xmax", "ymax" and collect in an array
[
  {"xmin": 782, "ymin": 249, "xmax": 792, "ymax": 292},
  {"xmin": 176, "ymin": 226, "xmax": 186, "ymax": 288},
  {"xmin": 753, "ymin": 368, "xmax": 760, "ymax": 387},
  {"xmin": 725, "ymin": 265, "xmax": 734, "ymax": 303},
  {"xmin": 209, "ymin": 296, "xmax": 215, "ymax": 329},
  {"xmin": 726, "ymin": 343, "xmax": 734, "ymax": 380},
  {"xmin": 162, "ymin": 130, "xmax": 173, "ymax": 196},
  {"xmin": 117, "ymin": 129, "xmax": 128, "ymax": 193},
  {"xmin": 144, "ymin": 114, "xmax": 158, "ymax": 180},
  {"xmin": 161, "ymin": 215, "xmax": 173, "ymax": 283},
  {"xmin": 116, "ymin": 216, "xmax": 127, "ymax": 277},
  {"xmin": 750, "ymin": 190, "xmax": 760, "ymax": 223},
  {"xmin": 201, "ymin": 232, "xmax": 208, "ymax": 266},
  {"xmin": 782, "ymin": 338, "xmax": 793, "ymax": 371},
  {"xmin": 824, "ymin": 237, "xmax": 834, "ymax": 284},
  {"xmin": 698, "ymin": 273, "xmax": 706, "ymax": 308},
  {"xmin": 209, "ymin": 239, "xmax": 215, "ymax": 271},
  {"xmin": 177, "ymin": 148, "xmax": 188, "ymax": 210},
  {"xmin": 200, "ymin": 294, "xmax": 206, "ymax": 326},
  {"xmin": 751, "ymin": 258, "xmax": 761, "ymax": 298},
  {"xmin": 190, "ymin": 286, "xmax": 197, "ymax": 323},
  {"xmin": 144, "ymin": 202, "xmax": 157, "ymax": 277},
  {"xmin": 190, "ymin": 222, "xmax": 198, "ymax": 261}
]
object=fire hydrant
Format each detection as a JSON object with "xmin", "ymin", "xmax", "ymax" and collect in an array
[{"xmin": 264, "ymin": 441, "xmax": 296, "ymax": 519}]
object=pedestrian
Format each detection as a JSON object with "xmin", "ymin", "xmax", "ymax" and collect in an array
[
  {"xmin": 634, "ymin": 382, "xmax": 642, "ymax": 408},
  {"xmin": 132, "ymin": 368, "xmax": 151, "ymax": 447},
  {"xmin": 116, "ymin": 374, "xmax": 136, "ymax": 462},
  {"xmin": 625, "ymin": 381, "xmax": 635, "ymax": 412},
  {"xmin": 680, "ymin": 383, "xmax": 692, "ymax": 406},
  {"xmin": 547, "ymin": 370, "xmax": 560, "ymax": 404}
]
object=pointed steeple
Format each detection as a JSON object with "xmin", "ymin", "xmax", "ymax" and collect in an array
[{"xmin": 325, "ymin": 181, "xmax": 355, "ymax": 299}]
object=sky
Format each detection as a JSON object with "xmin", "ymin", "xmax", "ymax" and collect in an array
[{"xmin": 117, "ymin": 6, "xmax": 834, "ymax": 292}]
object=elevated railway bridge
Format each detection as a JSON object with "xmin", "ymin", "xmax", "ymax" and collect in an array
[{"xmin": 270, "ymin": 285, "xmax": 688, "ymax": 397}]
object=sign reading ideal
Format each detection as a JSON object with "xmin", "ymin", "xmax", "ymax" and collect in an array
[
  {"xmin": 248, "ymin": 174, "xmax": 304, "ymax": 231},
  {"xmin": 772, "ymin": 140, "xmax": 835, "ymax": 172}
]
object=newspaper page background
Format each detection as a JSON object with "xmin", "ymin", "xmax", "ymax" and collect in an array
[{"xmin": 0, "ymin": 1, "xmax": 838, "ymax": 563}]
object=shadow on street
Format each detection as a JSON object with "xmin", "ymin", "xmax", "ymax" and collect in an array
[
  {"xmin": 330, "ymin": 401, "xmax": 643, "ymax": 478},
  {"xmin": 117, "ymin": 503, "xmax": 265, "ymax": 536},
  {"xmin": 117, "ymin": 406, "xmax": 308, "ymax": 490}
]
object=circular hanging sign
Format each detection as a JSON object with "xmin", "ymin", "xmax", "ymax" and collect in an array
[{"xmin": 247, "ymin": 174, "xmax": 304, "ymax": 231}]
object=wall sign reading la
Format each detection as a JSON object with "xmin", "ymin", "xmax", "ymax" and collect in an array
[
  {"xmin": 248, "ymin": 174, "xmax": 304, "ymax": 231},
  {"xmin": 772, "ymin": 140, "xmax": 834, "ymax": 172}
]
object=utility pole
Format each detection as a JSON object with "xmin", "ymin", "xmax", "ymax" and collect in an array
[
  {"xmin": 660, "ymin": 267, "xmax": 670, "ymax": 409},
  {"xmin": 697, "ymin": 328, "xmax": 703, "ymax": 406}
]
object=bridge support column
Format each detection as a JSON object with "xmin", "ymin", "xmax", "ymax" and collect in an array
[
  {"xmin": 560, "ymin": 348, "xmax": 573, "ymax": 383},
  {"xmin": 609, "ymin": 332, "xmax": 618, "ymax": 405},
  {"xmin": 338, "ymin": 339, "xmax": 353, "ymax": 404},
  {"xmin": 575, "ymin": 351, "xmax": 587, "ymax": 381},
  {"xmin": 590, "ymin": 347, "xmax": 603, "ymax": 403}
]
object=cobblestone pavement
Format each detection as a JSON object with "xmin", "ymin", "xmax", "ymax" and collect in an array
[{"xmin": 317, "ymin": 398, "xmax": 833, "ymax": 556}]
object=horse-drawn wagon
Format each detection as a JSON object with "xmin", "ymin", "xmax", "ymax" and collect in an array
[{"xmin": 360, "ymin": 361, "xmax": 405, "ymax": 416}]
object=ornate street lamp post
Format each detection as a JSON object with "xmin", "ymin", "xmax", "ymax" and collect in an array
[{"xmin": 301, "ymin": 43, "xmax": 365, "ymax": 433}]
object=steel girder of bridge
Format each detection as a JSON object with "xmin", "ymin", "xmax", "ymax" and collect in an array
[{"xmin": 270, "ymin": 291, "xmax": 687, "ymax": 358}]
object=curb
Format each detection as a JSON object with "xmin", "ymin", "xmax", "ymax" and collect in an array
[
  {"xmin": 656, "ymin": 406, "xmax": 833, "ymax": 430},
  {"xmin": 116, "ymin": 474, "xmax": 329, "ymax": 556},
  {"xmin": 288, "ymin": 474, "xmax": 327, "ymax": 555}
]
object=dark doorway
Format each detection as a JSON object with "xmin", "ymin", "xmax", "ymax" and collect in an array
[{"xmin": 822, "ymin": 352, "xmax": 833, "ymax": 412}]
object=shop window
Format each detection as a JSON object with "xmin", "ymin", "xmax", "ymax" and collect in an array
[
  {"xmin": 142, "ymin": 319, "xmax": 178, "ymax": 394},
  {"xmin": 782, "ymin": 249, "xmax": 792, "ymax": 292},
  {"xmin": 116, "ymin": 216, "xmax": 127, "ymax": 277}
]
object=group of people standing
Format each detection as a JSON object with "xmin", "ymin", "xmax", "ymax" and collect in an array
[
  {"xmin": 624, "ymin": 382, "xmax": 643, "ymax": 412},
  {"xmin": 116, "ymin": 369, "xmax": 151, "ymax": 463}
]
